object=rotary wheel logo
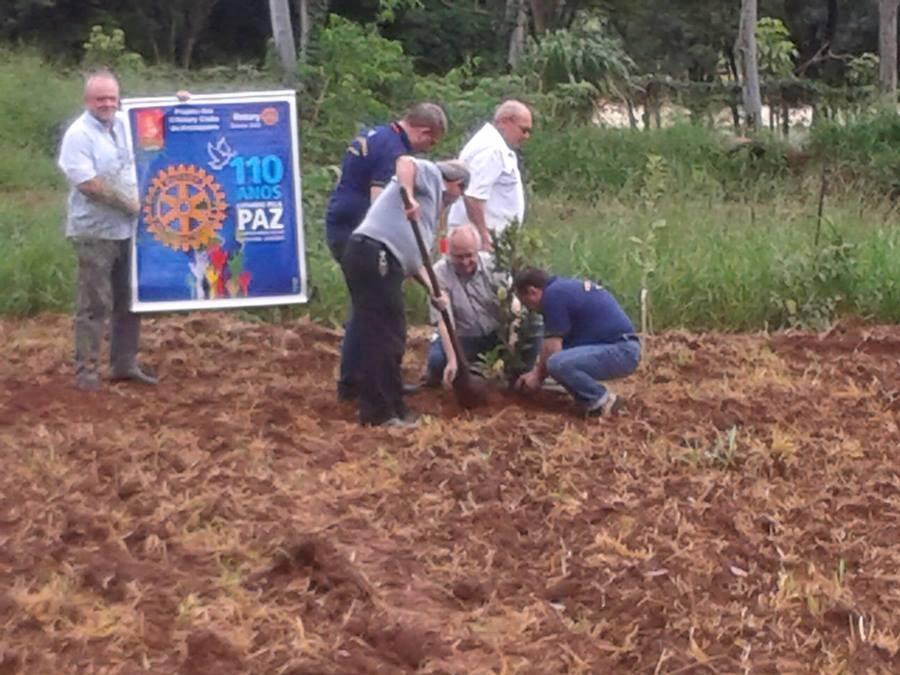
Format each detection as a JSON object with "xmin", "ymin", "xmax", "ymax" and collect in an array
[{"xmin": 143, "ymin": 164, "xmax": 228, "ymax": 251}]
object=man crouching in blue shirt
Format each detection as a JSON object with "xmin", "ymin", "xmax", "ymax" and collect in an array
[{"xmin": 513, "ymin": 267, "xmax": 641, "ymax": 417}]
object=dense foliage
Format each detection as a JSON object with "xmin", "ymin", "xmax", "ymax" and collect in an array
[{"xmin": 0, "ymin": 0, "xmax": 892, "ymax": 84}]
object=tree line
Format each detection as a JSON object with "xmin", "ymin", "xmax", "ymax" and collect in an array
[{"xmin": 2, "ymin": 1, "xmax": 896, "ymax": 82}]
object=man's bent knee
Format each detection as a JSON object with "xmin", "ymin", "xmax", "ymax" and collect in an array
[{"xmin": 545, "ymin": 351, "xmax": 568, "ymax": 380}]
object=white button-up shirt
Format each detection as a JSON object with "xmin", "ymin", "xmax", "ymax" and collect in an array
[
  {"xmin": 57, "ymin": 110, "xmax": 137, "ymax": 240},
  {"xmin": 446, "ymin": 122, "xmax": 525, "ymax": 234}
]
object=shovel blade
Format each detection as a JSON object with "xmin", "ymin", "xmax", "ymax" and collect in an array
[{"xmin": 452, "ymin": 370, "xmax": 489, "ymax": 409}]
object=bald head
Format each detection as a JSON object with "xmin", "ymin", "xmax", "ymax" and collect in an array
[
  {"xmin": 494, "ymin": 100, "xmax": 530, "ymax": 123},
  {"xmin": 493, "ymin": 99, "xmax": 533, "ymax": 149},
  {"xmin": 447, "ymin": 224, "xmax": 481, "ymax": 277},
  {"xmin": 84, "ymin": 71, "xmax": 120, "ymax": 127}
]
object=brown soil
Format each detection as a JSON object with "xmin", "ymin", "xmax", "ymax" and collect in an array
[{"xmin": 1, "ymin": 314, "xmax": 899, "ymax": 674}]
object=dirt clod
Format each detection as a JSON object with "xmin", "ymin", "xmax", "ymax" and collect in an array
[{"xmin": 182, "ymin": 630, "xmax": 244, "ymax": 675}]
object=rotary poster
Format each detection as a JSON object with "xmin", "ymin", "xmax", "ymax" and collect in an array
[{"xmin": 122, "ymin": 91, "xmax": 307, "ymax": 312}]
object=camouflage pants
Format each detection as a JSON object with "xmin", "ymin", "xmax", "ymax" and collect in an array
[{"xmin": 72, "ymin": 238, "xmax": 140, "ymax": 378}]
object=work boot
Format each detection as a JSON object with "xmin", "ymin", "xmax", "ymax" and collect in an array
[
  {"xmin": 585, "ymin": 392, "xmax": 623, "ymax": 418},
  {"xmin": 110, "ymin": 366, "xmax": 159, "ymax": 385}
]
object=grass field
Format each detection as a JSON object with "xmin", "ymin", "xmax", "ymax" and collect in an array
[{"xmin": 4, "ymin": 179, "xmax": 898, "ymax": 331}]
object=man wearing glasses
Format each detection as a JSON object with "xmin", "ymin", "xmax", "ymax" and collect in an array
[{"xmin": 446, "ymin": 99, "xmax": 533, "ymax": 252}]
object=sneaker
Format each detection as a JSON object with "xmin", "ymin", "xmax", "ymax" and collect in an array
[
  {"xmin": 110, "ymin": 367, "xmax": 159, "ymax": 385},
  {"xmin": 585, "ymin": 392, "xmax": 623, "ymax": 418},
  {"xmin": 382, "ymin": 413, "xmax": 420, "ymax": 429}
]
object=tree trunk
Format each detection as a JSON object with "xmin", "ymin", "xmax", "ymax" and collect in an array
[
  {"xmin": 507, "ymin": 0, "xmax": 528, "ymax": 69},
  {"xmin": 878, "ymin": 0, "xmax": 900, "ymax": 99},
  {"xmin": 724, "ymin": 44, "xmax": 740, "ymax": 82},
  {"xmin": 167, "ymin": 12, "xmax": 178, "ymax": 64},
  {"xmin": 529, "ymin": 0, "xmax": 547, "ymax": 35},
  {"xmin": 736, "ymin": 0, "xmax": 762, "ymax": 129},
  {"xmin": 179, "ymin": 0, "xmax": 219, "ymax": 69},
  {"xmin": 625, "ymin": 97, "xmax": 638, "ymax": 129},
  {"xmin": 181, "ymin": 35, "xmax": 196, "ymax": 69},
  {"xmin": 269, "ymin": 0, "xmax": 297, "ymax": 86},
  {"xmin": 296, "ymin": 0, "xmax": 311, "ymax": 62},
  {"xmin": 825, "ymin": 0, "xmax": 839, "ymax": 46}
]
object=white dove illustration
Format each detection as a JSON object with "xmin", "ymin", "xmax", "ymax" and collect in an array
[{"xmin": 207, "ymin": 137, "xmax": 237, "ymax": 170}]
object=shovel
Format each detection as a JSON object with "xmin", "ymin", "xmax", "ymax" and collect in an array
[{"xmin": 400, "ymin": 187, "xmax": 487, "ymax": 409}]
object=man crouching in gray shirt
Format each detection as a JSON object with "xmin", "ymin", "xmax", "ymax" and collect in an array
[{"xmin": 341, "ymin": 157, "xmax": 469, "ymax": 427}]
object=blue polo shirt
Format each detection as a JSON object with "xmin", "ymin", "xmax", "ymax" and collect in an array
[
  {"xmin": 324, "ymin": 122, "xmax": 412, "ymax": 248},
  {"xmin": 541, "ymin": 276, "xmax": 635, "ymax": 348}
]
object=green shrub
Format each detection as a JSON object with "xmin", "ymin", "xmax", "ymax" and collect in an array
[
  {"xmin": 809, "ymin": 110, "xmax": 900, "ymax": 194},
  {"xmin": 298, "ymin": 15, "xmax": 417, "ymax": 165},
  {"xmin": 82, "ymin": 25, "xmax": 143, "ymax": 72},
  {"xmin": 0, "ymin": 49, "xmax": 80, "ymax": 155},
  {"xmin": 525, "ymin": 123, "xmax": 780, "ymax": 199}
]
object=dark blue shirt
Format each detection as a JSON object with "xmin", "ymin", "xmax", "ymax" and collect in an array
[
  {"xmin": 541, "ymin": 276, "xmax": 635, "ymax": 348},
  {"xmin": 324, "ymin": 122, "xmax": 412, "ymax": 247}
]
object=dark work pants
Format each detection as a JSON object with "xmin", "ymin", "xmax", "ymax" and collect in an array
[
  {"xmin": 72, "ymin": 238, "xmax": 140, "ymax": 378},
  {"xmin": 328, "ymin": 235, "xmax": 363, "ymax": 399},
  {"xmin": 340, "ymin": 234, "xmax": 407, "ymax": 425}
]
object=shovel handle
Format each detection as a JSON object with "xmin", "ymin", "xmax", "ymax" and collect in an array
[{"xmin": 400, "ymin": 187, "xmax": 442, "ymax": 295}]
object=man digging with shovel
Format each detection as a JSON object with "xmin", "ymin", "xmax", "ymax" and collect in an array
[{"xmin": 340, "ymin": 157, "xmax": 471, "ymax": 428}]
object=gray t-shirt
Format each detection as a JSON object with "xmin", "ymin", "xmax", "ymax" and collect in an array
[{"xmin": 354, "ymin": 158, "xmax": 443, "ymax": 276}]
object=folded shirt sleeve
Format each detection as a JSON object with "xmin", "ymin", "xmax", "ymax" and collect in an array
[{"xmin": 57, "ymin": 128, "xmax": 97, "ymax": 186}]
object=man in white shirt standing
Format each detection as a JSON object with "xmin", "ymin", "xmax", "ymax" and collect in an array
[
  {"xmin": 446, "ymin": 100, "xmax": 533, "ymax": 251},
  {"xmin": 58, "ymin": 70, "xmax": 157, "ymax": 391}
]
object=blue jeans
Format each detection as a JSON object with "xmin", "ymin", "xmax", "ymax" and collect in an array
[{"xmin": 546, "ymin": 339, "xmax": 641, "ymax": 406}]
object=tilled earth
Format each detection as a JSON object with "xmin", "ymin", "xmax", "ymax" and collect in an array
[{"xmin": 1, "ymin": 314, "xmax": 899, "ymax": 674}]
